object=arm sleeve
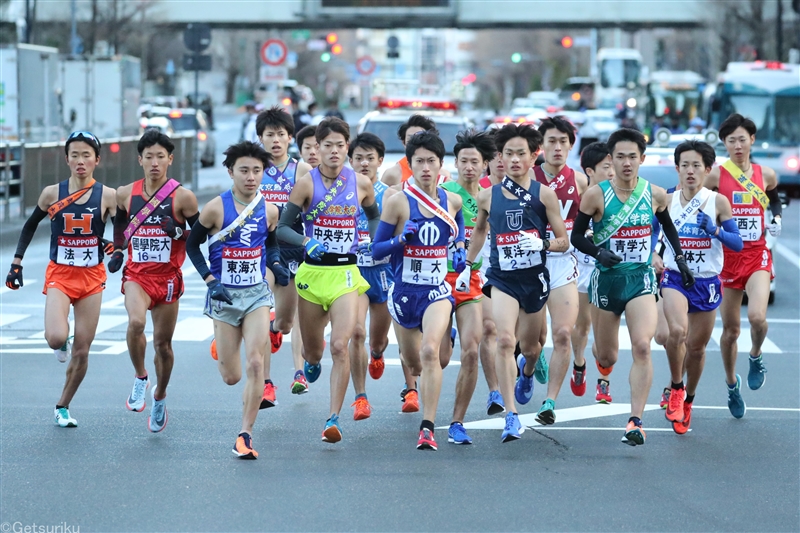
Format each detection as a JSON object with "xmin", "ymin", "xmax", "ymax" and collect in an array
[
  {"xmin": 266, "ymin": 230, "xmax": 280, "ymax": 264},
  {"xmin": 113, "ymin": 208, "xmax": 128, "ymax": 249},
  {"xmin": 185, "ymin": 221, "xmax": 213, "ymax": 281},
  {"xmin": 14, "ymin": 206, "xmax": 48, "ymax": 259},
  {"xmin": 655, "ymin": 208, "xmax": 685, "ymax": 257},
  {"xmin": 454, "ymin": 209, "xmax": 466, "ymax": 244},
  {"xmin": 276, "ymin": 202, "xmax": 306, "ymax": 246},
  {"xmin": 571, "ymin": 212, "xmax": 601, "ymax": 257},
  {"xmin": 716, "ymin": 218, "xmax": 744, "ymax": 252},
  {"xmin": 178, "ymin": 212, "xmax": 200, "ymax": 242},
  {"xmin": 362, "ymin": 201, "xmax": 381, "ymax": 239},
  {"xmin": 651, "ymin": 215, "xmax": 662, "ymax": 253},
  {"xmin": 370, "ymin": 221, "xmax": 405, "ymax": 260},
  {"xmin": 766, "ymin": 188, "xmax": 782, "ymax": 219}
]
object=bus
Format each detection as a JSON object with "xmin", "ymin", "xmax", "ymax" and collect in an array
[
  {"xmin": 596, "ymin": 48, "xmax": 644, "ymax": 109},
  {"xmin": 645, "ymin": 70, "xmax": 705, "ymax": 135}
]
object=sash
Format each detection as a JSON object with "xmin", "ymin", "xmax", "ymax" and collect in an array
[
  {"xmin": 672, "ymin": 187, "xmax": 711, "ymax": 232},
  {"xmin": 124, "ymin": 179, "xmax": 181, "ymax": 242},
  {"xmin": 208, "ymin": 193, "xmax": 264, "ymax": 246},
  {"xmin": 266, "ymin": 159, "xmax": 297, "ymax": 194},
  {"xmin": 501, "ymin": 176, "xmax": 539, "ymax": 206},
  {"xmin": 722, "ymin": 160, "xmax": 769, "ymax": 210},
  {"xmin": 404, "ymin": 183, "xmax": 458, "ymax": 240},
  {"xmin": 304, "ymin": 172, "xmax": 349, "ymax": 223},
  {"xmin": 594, "ymin": 178, "xmax": 648, "ymax": 245},
  {"xmin": 47, "ymin": 179, "xmax": 96, "ymax": 219}
]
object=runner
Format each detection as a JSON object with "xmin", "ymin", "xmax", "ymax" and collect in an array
[
  {"xmin": 108, "ymin": 130, "xmax": 199, "ymax": 432},
  {"xmin": 573, "ymin": 142, "xmax": 615, "ymax": 402},
  {"xmin": 185, "ymin": 141, "xmax": 280, "ymax": 459},
  {"xmin": 459, "ymin": 123, "xmax": 570, "ymax": 443},
  {"xmin": 6, "ymin": 131, "xmax": 116, "ymax": 427},
  {"xmin": 348, "ymin": 132, "xmax": 393, "ymax": 421},
  {"xmin": 703, "ymin": 113, "xmax": 781, "ymax": 418},
  {"xmin": 367, "ymin": 130, "xmax": 465, "ymax": 450},
  {"xmin": 661, "ymin": 140, "xmax": 742, "ymax": 433},
  {"xmin": 529, "ymin": 117, "xmax": 589, "ymax": 425},
  {"xmin": 381, "ymin": 114, "xmax": 451, "ymax": 187},
  {"xmin": 277, "ymin": 117, "xmax": 379, "ymax": 443},
  {"xmin": 296, "ymin": 125, "xmax": 320, "ymax": 168},
  {"xmin": 571, "ymin": 128, "xmax": 695, "ymax": 446}
]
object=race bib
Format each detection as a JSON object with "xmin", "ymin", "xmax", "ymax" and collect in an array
[
  {"xmin": 56, "ymin": 236, "xmax": 99, "ymax": 267},
  {"xmin": 130, "ymin": 227, "xmax": 172, "ymax": 263},
  {"xmin": 609, "ymin": 225, "xmax": 651, "ymax": 263},
  {"xmin": 356, "ymin": 230, "xmax": 389, "ymax": 267},
  {"xmin": 312, "ymin": 216, "xmax": 356, "ymax": 254},
  {"xmin": 402, "ymin": 245, "xmax": 447, "ymax": 285},
  {"xmin": 576, "ymin": 250, "xmax": 594, "ymax": 265},
  {"xmin": 679, "ymin": 235, "xmax": 713, "ymax": 273},
  {"xmin": 732, "ymin": 209, "xmax": 763, "ymax": 242},
  {"xmin": 221, "ymin": 247, "xmax": 263, "ymax": 287},
  {"xmin": 259, "ymin": 186, "xmax": 290, "ymax": 207},
  {"xmin": 496, "ymin": 231, "xmax": 544, "ymax": 271}
]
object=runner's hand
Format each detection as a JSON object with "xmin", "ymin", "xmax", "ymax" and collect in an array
[
  {"xmin": 452, "ymin": 247, "xmax": 467, "ymax": 273},
  {"xmin": 767, "ymin": 217, "xmax": 781, "ymax": 237},
  {"xmin": 107, "ymin": 250, "xmax": 125, "ymax": 273},
  {"xmin": 400, "ymin": 219, "xmax": 419, "ymax": 243},
  {"xmin": 518, "ymin": 231, "xmax": 544, "ymax": 252},
  {"xmin": 304, "ymin": 238, "xmax": 326, "ymax": 260},
  {"xmin": 455, "ymin": 267, "xmax": 471, "ymax": 293},
  {"xmin": 651, "ymin": 253, "xmax": 665, "ymax": 276},
  {"xmin": 696, "ymin": 212, "xmax": 717, "ymax": 237},
  {"xmin": 595, "ymin": 248, "xmax": 622, "ymax": 268},
  {"xmin": 160, "ymin": 216, "xmax": 184, "ymax": 240},
  {"xmin": 101, "ymin": 239, "xmax": 115, "ymax": 255},
  {"xmin": 357, "ymin": 238, "xmax": 372, "ymax": 257},
  {"xmin": 207, "ymin": 278, "xmax": 233, "ymax": 305},
  {"xmin": 675, "ymin": 257, "xmax": 696, "ymax": 289},
  {"xmin": 269, "ymin": 262, "xmax": 291, "ymax": 287},
  {"xmin": 5, "ymin": 264, "xmax": 23, "ymax": 290}
]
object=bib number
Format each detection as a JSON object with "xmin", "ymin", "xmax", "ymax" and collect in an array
[
  {"xmin": 609, "ymin": 225, "xmax": 651, "ymax": 263},
  {"xmin": 497, "ymin": 231, "xmax": 543, "ymax": 271},
  {"xmin": 56, "ymin": 236, "xmax": 99, "ymax": 267},
  {"xmin": 221, "ymin": 247, "xmax": 263, "ymax": 287},
  {"xmin": 735, "ymin": 216, "xmax": 762, "ymax": 242},
  {"xmin": 312, "ymin": 216, "xmax": 356, "ymax": 255},
  {"xmin": 402, "ymin": 245, "xmax": 447, "ymax": 285},
  {"xmin": 131, "ymin": 235, "xmax": 172, "ymax": 263}
]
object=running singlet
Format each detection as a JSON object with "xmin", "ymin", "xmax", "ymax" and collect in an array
[
  {"xmin": 390, "ymin": 188, "xmax": 452, "ymax": 289},
  {"xmin": 533, "ymin": 165, "xmax": 580, "ymax": 256},
  {"xmin": 125, "ymin": 180, "xmax": 186, "ymax": 276},
  {"xmin": 208, "ymin": 191, "xmax": 268, "ymax": 288},
  {"xmin": 303, "ymin": 167, "xmax": 359, "ymax": 256},
  {"xmin": 440, "ymin": 181, "xmax": 482, "ymax": 272},
  {"xmin": 717, "ymin": 163, "xmax": 767, "ymax": 249},
  {"xmin": 663, "ymin": 190, "xmax": 724, "ymax": 277},
  {"xmin": 357, "ymin": 180, "xmax": 389, "ymax": 267},
  {"xmin": 260, "ymin": 159, "xmax": 303, "ymax": 247},
  {"xmin": 49, "ymin": 180, "xmax": 106, "ymax": 267},
  {"xmin": 593, "ymin": 179, "xmax": 653, "ymax": 272},
  {"xmin": 488, "ymin": 180, "xmax": 548, "ymax": 273}
]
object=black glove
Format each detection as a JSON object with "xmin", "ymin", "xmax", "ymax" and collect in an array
[
  {"xmin": 269, "ymin": 262, "xmax": 291, "ymax": 287},
  {"xmin": 160, "ymin": 216, "xmax": 184, "ymax": 240},
  {"xmin": 5, "ymin": 264, "xmax": 23, "ymax": 290},
  {"xmin": 675, "ymin": 256, "xmax": 696, "ymax": 289},
  {"xmin": 595, "ymin": 248, "xmax": 622, "ymax": 268},
  {"xmin": 107, "ymin": 250, "xmax": 125, "ymax": 273},
  {"xmin": 101, "ymin": 239, "xmax": 115, "ymax": 255},
  {"xmin": 207, "ymin": 278, "xmax": 233, "ymax": 304}
]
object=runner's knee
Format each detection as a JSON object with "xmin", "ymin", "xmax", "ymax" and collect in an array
[
  {"xmin": 667, "ymin": 323, "xmax": 687, "ymax": 346},
  {"xmin": 721, "ymin": 324, "xmax": 741, "ymax": 342},
  {"xmin": 329, "ymin": 337, "xmax": 349, "ymax": 359},
  {"xmin": 552, "ymin": 324, "xmax": 572, "ymax": 349},
  {"xmin": 496, "ymin": 331, "xmax": 516, "ymax": 354},
  {"xmin": 45, "ymin": 331, "xmax": 69, "ymax": 351},
  {"xmin": 351, "ymin": 323, "xmax": 367, "ymax": 344},
  {"xmin": 221, "ymin": 371, "xmax": 241, "ymax": 386},
  {"xmin": 245, "ymin": 356, "xmax": 263, "ymax": 379},
  {"xmin": 127, "ymin": 316, "xmax": 146, "ymax": 336},
  {"xmin": 747, "ymin": 309, "xmax": 767, "ymax": 330},
  {"xmin": 630, "ymin": 338, "xmax": 652, "ymax": 359}
]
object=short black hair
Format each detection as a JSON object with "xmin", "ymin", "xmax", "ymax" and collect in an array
[
  {"xmin": 674, "ymin": 140, "xmax": 716, "ymax": 169},
  {"xmin": 316, "ymin": 117, "xmax": 350, "ymax": 144},
  {"xmin": 538, "ymin": 116, "xmax": 576, "ymax": 146},
  {"xmin": 398, "ymin": 114, "xmax": 438, "ymax": 142},
  {"xmin": 719, "ymin": 113, "xmax": 757, "ymax": 141},
  {"xmin": 405, "ymin": 130, "xmax": 445, "ymax": 164},
  {"xmin": 607, "ymin": 128, "xmax": 647, "ymax": 156},
  {"xmin": 454, "ymin": 128, "xmax": 496, "ymax": 162},
  {"xmin": 296, "ymin": 125, "xmax": 317, "ymax": 149},
  {"xmin": 494, "ymin": 123, "xmax": 543, "ymax": 154},
  {"xmin": 222, "ymin": 141, "xmax": 272, "ymax": 170},
  {"xmin": 580, "ymin": 142, "xmax": 610, "ymax": 174},
  {"xmin": 348, "ymin": 132, "xmax": 386, "ymax": 159},
  {"xmin": 65, "ymin": 131, "xmax": 101, "ymax": 158},
  {"xmin": 255, "ymin": 105, "xmax": 295, "ymax": 138},
  {"xmin": 137, "ymin": 128, "xmax": 175, "ymax": 155}
]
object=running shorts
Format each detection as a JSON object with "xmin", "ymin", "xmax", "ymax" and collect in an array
[
  {"xmin": 387, "ymin": 283, "xmax": 454, "ymax": 331},
  {"xmin": 547, "ymin": 253, "xmax": 579, "ymax": 290},
  {"xmin": 204, "ymin": 281, "xmax": 274, "ymax": 327},
  {"xmin": 576, "ymin": 256, "xmax": 594, "ymax": 294},
  {"xmin": 280, "ymin": 246, "xmax": 305, "ymax": 279},
  {"xmin": 122, "ymin": 269, "xmax": 184, "ymax": 310},
  {"xmin": 360, "ymin": 263, "xmax": 393, "ymax": 305},
  {"xmin": 43, "ymin": 261, "xmax": 106, "ymax": 304},
  {"xmin": 588, "ymin": 264, "xmax": 657, "ymax": 316},
  {"xmin": 483, "ymin": 265, "xmax": 550, "ymax": 314},
  {"xmin": 445, "ymin": 269, "xmax": 484, "ymax": 308},
  {"xmin": 660, "ymin": 269, "xmax": 722, "ymax": 314},
  {"xmin": 720, "ymin": 245, "xmax": 773, "ymax": 291},
  {"xmin": 295, "ymin": 262, "xmax": 369, "ymax": 312}
]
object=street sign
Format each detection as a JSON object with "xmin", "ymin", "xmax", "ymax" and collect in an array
[
  {"xmin": 183, "ymin": 54, "xmax": 212, "ymax": 71},
  {"xmin": 355, "ymin": 55, "xmax": 376, "ymax": 76},
  {"xmin": 260, "ymin": 39, "xmax": 288, "ymax": 66},
  {"xmin": 573, "ymin": 36, "xmax": 592, "ymax": 47},
  {"xmin": 259, "ymin": 65, "xmax": 289, "ymax": 83},
  {"xmin": 183, "ymin": 23, "xmax": 211, "ymax": 53},
  {"xmin": 307, "ymin": 39, "xmax": 327, "ymax": 51}
]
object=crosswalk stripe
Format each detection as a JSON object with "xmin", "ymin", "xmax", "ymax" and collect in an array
[
  {"xmin": 710, "ymin": 327, "xmax": 782, "ymax": 354},
  {"xmin": 0, "ymin": 279, "xmax": 37, "ymax": 295},
  {"xmin": 0, "ymin": 313, "xmax": 30, "ymax": 327},
  {"xmin": 172, "ymin": 317, "xmax": 214, "ymax": 341}
]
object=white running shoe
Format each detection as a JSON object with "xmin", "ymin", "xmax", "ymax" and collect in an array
[
  {"xmin": 148, "ymin": 387, "xmax": 168, "ymax": 433},
  {"xmin": 54, "ymin": 338, "xmax": 72, "ymax": 363},
  {"xmin": 126, "ymin": 376, "xmax": 150, "ymax": 412},
  {"xmin": 54, "ymin": 407, "xmax": 77, "ymax": 428}
]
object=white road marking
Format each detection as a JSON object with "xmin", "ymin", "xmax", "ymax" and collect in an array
[
  {"xmin": 774, "ymin": 243, "xmax": 800, "ymax": 270},
  {"xmin": 0, "ymin": 313, "xmax": 30, "ymax": 327},
  {"xmin": 172, "ymin": 317, "xmax": 214, "ymax": 341},
  {"xmin": 710, "ymin": 327, "xmax": 782, "ymax": 353},
  {"xmin": 0, "ymin": 279, "xmax": 38, "ymax": 295},
  {"xmin": 27, "ymin": 314, "xmax": 129, "ymax": 339}
]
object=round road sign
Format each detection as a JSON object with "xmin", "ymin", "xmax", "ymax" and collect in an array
[
  {"xmin": 261, "ymin": 39, "xmax": 288, "ymax": 66},
  {"xmin": 356, "ymin": 55, "xmax": 376, "ymax": 76}
]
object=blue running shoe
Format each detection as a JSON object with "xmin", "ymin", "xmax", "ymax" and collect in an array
[
  {"xmin": 448, "ymin": 422, "xmax": 472, "ymax": 445},
  {"xmin": 486, "ymin": 390, "xmax": 505, "ymax": 416},
  {"xmin": 304, "ymin": 360, "xmax": 322, "ymax": 383},
  {"xmin": 533, "ymin": 349, "xmax": 549, "ymax": 384},
  {"xmin": 322, "ymin": 414, "xmax": 342, "ymax": 443},
  {"xmin": 515, "ymin": 355, "xmax": 534, "ymax": 405},
  {"xmin": 727, "ymin": 374, "xmax": 746, "ymax": 419},
  {"xmin": 535, "ymin": 398, "xmax": 556, "ymax": 425},
  {"xmin": 501, "ymin": 412, "xmax": 524, "ymax": 443},
  {"xmin": 450, "ymin": 327, "xmax": 457, "ymax": 348},
  {"xmin": 747, "ymin": 354, "xmax": 767, "ymax": 390}
]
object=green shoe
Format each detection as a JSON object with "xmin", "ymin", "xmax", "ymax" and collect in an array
[
  {"xmin": 54, "ymin": 336, "xmax": 73, "ymax": 363},
  {"xmin": 533, "ymin": 349, "xmax": 549, "ymax": 384},
  {"xmin": 535, "ymin": 398, "xmax": 556, "ymax": 425}
]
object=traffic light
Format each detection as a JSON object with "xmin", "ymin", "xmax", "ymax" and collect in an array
[
  {"xmin": 331, "ymin": 43, "xmax": 343, "ymax": 55},
  {"xmin": 321, "ymin": 52, "xmax": 331, "ymax": 62},
  {"xmin": 561, "ymin": 36, "xmax": 573, "ymax": 48},
  {"xmin": 461, "ymin": 73, "xmax": 477, "ymax": 85},
  {"xmin": 326, "ymin": 33, "xmax": 338, "ymax": 45},
  {"xmin": 511, "ymin": 52, "xmax": 522, "ymax": 63}
]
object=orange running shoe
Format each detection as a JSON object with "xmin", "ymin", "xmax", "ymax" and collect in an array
[
  {"xmin": 232, "ymin": 432, "xmax": 258, "ymax": 459},
  {"xmin": 260, "ymin": 382, "xmax": 277, "ymax": 409},
  {"xmin": 621, "ymin": 420, "xmax": 646, "ymax": 446},
  {"xmin": 596, "ymin": 379, "xmax": 612, "ymax": 403},
  {"xmin": 210, "ymin": 339, "xmax": 218, "ymax": 360},
  {"xmin": 402, "ymin": 389, "xmax": 420, "ymax": 413},
  {"xmin": 660, "ymin": 387, "xmax": 671, "ymax": 409},
  {"xmin": 352, "ymin": 396, "xmax": 372, "ymax": 420},
  {"xmin": 665, "ymin": 387, "xmax": 685, "ymax": 422},
  {"xmin": 269, "ymin": 311, "xmax": 283, "ymax": 354},
  {"xmin": 368, "ymin": 352, "xmax": 385, "ymax": 380},
  {"xmin": 673, "ymin": 401, "xmax": 692, "ymax": 435}
]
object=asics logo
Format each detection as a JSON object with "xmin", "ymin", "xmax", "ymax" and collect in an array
[{"xmin": 346, "ymin": 192, "xmax": 355, "ymax": 200}]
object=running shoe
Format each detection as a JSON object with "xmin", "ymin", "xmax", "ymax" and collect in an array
[
  {"xmin": 54, "ymin": 337, "xmax": 72, "ymax": 363},
  {"xmin": 533, "ymin": 349, "xmax": 549, "ymax": 384},
  {"xmin": 148, "ymin": 387, "xmax": 167, "ymax": 433},
  {"xmin": 672, "ymin": 401, "xmax": 692, "ymax": 435},
  {"xmin": 210, "ymin": 338, "xmax": 218, "ymax": 360},
  {"xmin": 232, "ymin": 432, "xmax": 258, "ymax": 459},
  {"xmin": 665, "ymin": 387, "xmax": 685, "ymax": 423},
  {"xmin": 304, "ymin": 360, "xmax": 322, "ymax": 383},
  {"xmin": 368, "ymin": 351, "xmax": 385, "ymax": 380},
  {"xmin": 352, "ymin": 396, "xmax": 372, "ymax": 421},
  {"xmin": 322, "ymin": 414, "xmax": 342, "ymax": 443},
  {"xmin": 660, "ymin": 387, "xmax": 671, "ymax": 409},
  {"xmin": 126, "ymin": 376, "xmax": 150, "ymax": 412},
  {"xmin": 401, "ymin": 388, "xmax": 420, "ymax": 413},
  {"xmin": 501, "ymin": 412, "xmax": 524, "ymax": 443},
  {"xmin": 570, "ymin": 365, "xmax": 587, "ymax": 396},
  {"xmin": 747, "ymin": 354, "xmax": 767, "ymax": 390},
  {"xmin": 450, "ymin": 327, "xmax": 457, "ymax": 348},
  {"xmin": 535, "ymin": 398, "xmax": 556, "ymax": 425},
  {"xmin": 515, "ymin": 355, "xmax": 534, "ymax": 405},
  {"xmin": 417, "ymin": 428, "xmax": 437, "ymax": 450},
  {"xmin": 291, "ymin": 371, "xmax": 309, "ymax": 394},
  {"xmin": 54, "ymin": 407, "xmax": 77, "ymax": 428},
  {"xmin": 447, "ymin": 422, "xmax": 472, "ymax": 445},
  {"xmin": 486, "ymin": 390, "xmax": 505, "ymax": 416},
  {"xmin": 269, "ymin": 313, "xmax": 283, "ymax": 354},
  {"xmin": 727, "ymin": 374, "xmax": 746, "ymax": 419},
  {"xmin": 621, "ymin": 420, "xmax": 646, "ymax": 446},
  {"xmin": 596, "ymin": 379, "xmax": 612, "ymax": 403},
  {"xmin": 260, "ymin": 382, "xmax": 277, "ymax": 409}
]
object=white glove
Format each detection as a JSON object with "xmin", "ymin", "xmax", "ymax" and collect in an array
[
  {"xmin": 518, "ymin": 231, "xmax": 544, "ymax": 252},
  {"xmin": 767, "ymin": 217, "xmax": 781, "ymax": 237},
  {"xmin": 455, "ymin": 267, "xmax": 471, "ymax": 293}
]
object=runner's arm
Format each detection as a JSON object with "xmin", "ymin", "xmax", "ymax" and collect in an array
[
  {"xmin": 276, "ymin": 202, "xmax": 307, "ymax": 246},
  {"xmin": 465, "ymin": 189, "xmax": 490, "ymax": 264},
  {"xmin": 540, "ymin": 187, "xmax": 569, "ymax": 253},
  {"xmin": 571, "ymin": 212, "xmax": 600, "ymax": 257},
  {"xmin": 703, "ymin": 166, "xmax": 720, "ymax": 191},
  {"xmin": 380, "ymin": 165, "xmax": 401, "ymax": 186},
  {"xmin": 369, "ymin": 194, "xmax": 406, "ymax": 260},
  {"xmin": 185, "ymin": 199, "xmax": 222, "ymax": 283},
  {"xmin": 655, "ymin": 209, "xmax": 685, "ymax": 258},
  {"xmin": 765, "ymin": 176, "xmax": 782, "ymax": 219},
  {"xmin": 713, "ymin": 194, "xmax": 743, "ymax": 252},
  {"xmin": 12, "ymin": 207, "xmax": 48, "ymax": 262}
]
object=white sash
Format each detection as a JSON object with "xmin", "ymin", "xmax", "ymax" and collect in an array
[
  {"xmin": 672, "ymin": 187, "xmax": 711, "ymax": 232},
  {"xmin": 208, "ymin": 194, "xmax": 263, "ymax": 246},
  {"xmin": 403, "ymin": 183, "xmax": 458, "ymax": 240}
]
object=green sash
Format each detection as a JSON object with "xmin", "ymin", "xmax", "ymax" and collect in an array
[{"xmin": 594, "ymin": 178, "xmax": 648, "ymax": 245}]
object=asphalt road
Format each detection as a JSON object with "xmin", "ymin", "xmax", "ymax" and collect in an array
[{"xmin": 0, "ymin": 112, "xmax": 798, "ymax": 532}]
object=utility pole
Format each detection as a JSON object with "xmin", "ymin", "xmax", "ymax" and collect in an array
[
  {"xmin": 70, "ymin": 0, "xmax": 79, "ymax": 56},
  {"xmin": 777, "ymin": 0, "xmax": 784, "ymax": 61},
  {"xmin": 24, "ymin": 0, "xmax": 31, "ymax": 42}
]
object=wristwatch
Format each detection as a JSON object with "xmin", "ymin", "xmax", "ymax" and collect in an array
[{"xmin": 543, "ymin": 238, "xmax": 550, "ymax": 251}]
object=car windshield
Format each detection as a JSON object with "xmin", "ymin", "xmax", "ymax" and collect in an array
[
  {"xmin": 600, "ymin": 59, "xmax": 641, "ymax": 89},
  {"xmin": 363, "ymin": 120, "xmax": 462, "ymax": 155},
  {"xmin": 727, "ymin": 94, "xmax": 770, "ymax": 140},
  {"xmin": 168, "ymin": 115, "xmax": 199, "ymax": 131},
  {"xmin": 774, "ymin": 95, "xmax": 800, "ymax": 145}
]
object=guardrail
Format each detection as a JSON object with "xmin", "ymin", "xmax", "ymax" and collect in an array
[{"xmin": 0, "ymin": 132, "xmax": 196, "ymax": 222}]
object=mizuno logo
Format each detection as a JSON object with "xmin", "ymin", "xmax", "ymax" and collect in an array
[
  {"xmin": 86, "ymin": 207, "xmax": 98, "ymax": 212},
  {"xmin": 160, "ymin": 203, "xmax": 170, "ymax": 209}
]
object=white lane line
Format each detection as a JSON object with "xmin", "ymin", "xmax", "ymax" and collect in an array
[
  {"xmin": 692, "ymin": 406, "xmax": 800, "ymax": 412},
  {"xmin": 172, "ymin": 317, "xmax": 214, "ymax": 341},
  {"xmin": 0, "ymin": 279, "xmax": 38, "ymax": 295},
  {"xmin": 527, "ymin": 427, "xmax": 688, "ymax": 432},
  {"xmin": 101, "ymin": 295, "xmax": 126, "ymax": 309},
  {"xmin": 774, "ymin": 243, "xmax": 800, "ymax": 270},
  {"xmin": 27, "ymin": 314, "xmax": 129, "ymax": 339},
  {"xmin": 0, "ymin": 313, "xmax": 30, "ymax": 327},
  {"xmin": 710, "ymin": 327, "xmax": 782, "ymax": 353}
]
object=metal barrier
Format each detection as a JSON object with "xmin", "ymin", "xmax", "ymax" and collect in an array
[{"xmin": 0, "ymin": 142, "xmax": 24, "ymax": 222}]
